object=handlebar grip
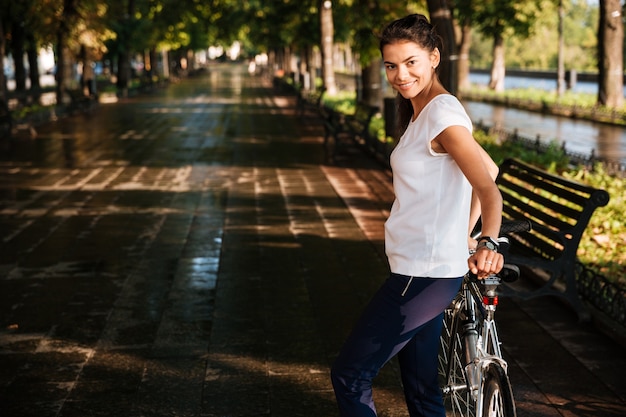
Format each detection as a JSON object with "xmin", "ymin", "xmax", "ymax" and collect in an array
[
  {"xmin": 500, "ymin": 220, "xmax": 532, "ymax": 235},
  {"xmin": 468, "ymin": 264, "xmax": 520, "ymax": 283},
  {"xmin": 499, "ymin": 264, "xmax": 520, "ymax": 282}
]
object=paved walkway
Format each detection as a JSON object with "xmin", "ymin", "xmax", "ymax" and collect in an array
[{"xmin": 0, "ymin": 64, "xmax": 624, "ymax": 417}]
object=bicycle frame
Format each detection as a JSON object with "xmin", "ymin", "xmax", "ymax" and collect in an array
[
  {"xmin": 440, "ymin": 223, "xmax": 527, "ymax": 417},
  {"xmin": 441, "ymin": 273, "xmax": 510, "ymax": 417}
]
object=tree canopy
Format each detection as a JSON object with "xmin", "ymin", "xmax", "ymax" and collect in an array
[{"xmin": 1, "ymin": 0, "xmax": 622, "ymax": 107}]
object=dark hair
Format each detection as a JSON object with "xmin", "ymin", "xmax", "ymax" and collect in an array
[
  {"xmin": 379, "ymin": 14, "xmax": 441, "ymax": 54},
  {"xmin": 379, "ymin": 14, "xmax": 443, "ymax": 138}
]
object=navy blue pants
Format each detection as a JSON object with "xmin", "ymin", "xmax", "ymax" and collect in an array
[{"xmin": 331, "ymin": 274, "xmax": 463, "ymax": 417}]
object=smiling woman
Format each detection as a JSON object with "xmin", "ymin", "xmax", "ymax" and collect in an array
[{"xmin": 330, "ymin": 14, "xmax": 505, "ymax": 417}]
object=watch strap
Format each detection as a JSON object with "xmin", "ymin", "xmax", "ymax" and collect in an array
[{"xmin": 476, "ymin": 236, "xmax": 499, "ymax": 252}]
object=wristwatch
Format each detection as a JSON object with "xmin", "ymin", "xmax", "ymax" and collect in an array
[{"xmin": 476, "ymin": 236, "xmax": 499, "ymax": 252}]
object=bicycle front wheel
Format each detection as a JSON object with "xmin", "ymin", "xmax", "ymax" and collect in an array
[
  {"xmin": 481, "ymin": 364, "xmax": 516, "ymax": 417},
  {"xmin": 439, "ymin": 303, "xmax": 476, "ymax": 416}
]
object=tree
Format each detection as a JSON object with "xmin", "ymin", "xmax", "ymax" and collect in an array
[
  {"xmin": 427, "ymin": 0, "xmax": 458, "ymax": 95},
  {"xmin": 224, "ymin": 0, "xmax": 317, "ymax": 85},
  {"xmin": 55, "ymin": 0, "xmax": 80, "ymax": 104},
  {"xmin": 455, "ymin": 6, "xmax": 472, "ymax": 93},
  {"xmin": 0, "ymin": 11, "xmax": 7, "ymax": 103},
  {"xmin": 557, "ymin": 0, "xmax": 566, "ymax": 96},
  {"xmin": 472, "ymin": 0, "xmax": 548, "ymax": 91},
  {"xmin": 597, "ymin": 0, "xmax": 624, "ymax": 108},
  {"xmin": 336, "ymin": 0, "xmax": 421, "ymax": 109},
  {"xmin": 319, "ymin": 0, "xmax": 337, "ymax": 95},
  {"xmin": 5, "ymin": 1, "xmax": 29, "ymax": 93},
  {"xmin": 469, "ymin": 0, "xmax": 598, "ymax": 72}
]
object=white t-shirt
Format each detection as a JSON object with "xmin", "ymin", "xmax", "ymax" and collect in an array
[{"xmin": 385, "ymin": 94, "xmax": 473, "ymax": 278}]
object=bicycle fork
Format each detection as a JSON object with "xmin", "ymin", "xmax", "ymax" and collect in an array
[
  {"xmin": 461, "ymin": 285, "xmax": 482, "ymax": 401},
  {"xmin": 462, "ymin": 278, "xmax": 509, "ymax": 407}
]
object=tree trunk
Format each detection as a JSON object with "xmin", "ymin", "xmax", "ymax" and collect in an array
[
  {"xmin": 117, "ymin": 0, "xmax": 135, "ymax": 97},
  {"xmin": 10, "ymin": 22, "xmax": 27, "ymax": 92},
  {"xmin": 457, "ymin": 17, "xmax": 472, "ymax": 93},
  {"xmin": 117, "ymin": 47, "xmax": 130, "ymax": 96},
  {"xmin": 55, "ymin": 31, "xmax": 67, "ymax": 104},
  {"xmin": 161, "ymin": 49, "xmax": 169, "ymax": 78},
  {"xmin": 282, "ymin": 46, "xmax": 294, "ymax": 77},
  {"xmin": 597, "ymin": 0, "xmax": 624, "ymax": 108},
  {"xmin": 319, "ymin": 0, "xmax": 337, "ymax": 95},
  {"xmin": 361, "ymin": 58, "xmax": 383, "ymax": 110},
  {"xmin": 427, "ymin": 0, "xmax": 458, "ymax": 95},
  {"xmin": 56, "ymin": 0, "xmax": 77, "ymax": 105},
  {"xmin": 27, "ymin": 34, "xmax": 41, "ymax": 93},
  {"xmin": 488, "ymin": 33, "xmax": 505, "ymax": 92},
  {"xmin": 557, "ymin": 0, "xmax": 565, "ymax": 96},
  {"xmin": 308, "ymin": 47, "xmax": 316, "ymax": 90},
  {"xmin": 298, "ymin": 49, "xmax": 307, "ymax": 88},
  {"xmin": 0, "ymin": 16, "xmax": 7, "ymax": 102},
  {"xmin": 147, "ymin": 48, "xmax": 158, "ymax": 82}
]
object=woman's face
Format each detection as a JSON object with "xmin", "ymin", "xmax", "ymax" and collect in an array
[{"xmin": 382, "ymin": 40, "xmax": 440, "ymax": 100}]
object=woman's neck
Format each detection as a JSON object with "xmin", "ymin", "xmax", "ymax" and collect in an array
[{"xmin": 410, "ymin": 80, "xmax": 447, "ymax": 121}]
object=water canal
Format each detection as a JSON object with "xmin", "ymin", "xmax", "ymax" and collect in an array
[
  {"xmin": 462, "ymin": 101, "xmax": 626, "ymax": 165},
  {"xmin": 467, "ymin": 73, "xmax": 626, "ymax": 165},
  {"xmin": 370, "ymin": 70, "xmax": 626, "ymax": 165}
]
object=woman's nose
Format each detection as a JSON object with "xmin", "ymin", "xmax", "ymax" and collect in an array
[{"xmin": 397, "ymin": 65, "xmax": 409, "ymax": 79}]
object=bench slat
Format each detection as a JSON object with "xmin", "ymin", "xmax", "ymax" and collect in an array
[
  {"xmin": 500, "ymin": 158, "xmax": 604, "ymax": 195},
  {"xmin": 502, "ymin": 206, "xmax": 566, "ymax": 259},
  {"xmin": 500, "ymin": 170, "xmax": 590, "ymax": 213},
  {"xmin": 500, "ymin": 184, "xmax": 577, "ymax": 232},
  {"xmin": 507, "ymin": 231, "xmax": 563, "ymax": 261}
]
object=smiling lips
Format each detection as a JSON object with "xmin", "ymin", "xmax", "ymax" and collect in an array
[{"xmin": 397, "ymin": 80, "xmax": 416, "ymax": 91}]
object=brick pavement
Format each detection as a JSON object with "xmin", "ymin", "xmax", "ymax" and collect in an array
[{"xmin": 0, "ymin": 64, "xmax": 624, "ymax": 417}]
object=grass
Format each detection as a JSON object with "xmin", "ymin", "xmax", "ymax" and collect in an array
[{"xmin": 461, "ymin": 86, "xmax": 626, "ymax": 126}]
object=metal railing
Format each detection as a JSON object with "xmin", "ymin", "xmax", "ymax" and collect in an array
[
  {"xmin": 577, "ymin": 262, "xmax": 626, "ymax": 325},
  {"xmin": 474, "ymin": 120, "xmax": 626, "ymax": 177}
]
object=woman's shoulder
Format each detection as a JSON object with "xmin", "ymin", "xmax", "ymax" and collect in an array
[
  {"xmin": 422, "ymin": 94, "xmax": 468, "ymax": 120},
  {"xmin": 428, "ymin": 93, "xmax": 464, "ymax": 111},
  {"xmin": 425, "ymin": 94, "xmax": 472, "ymax": 129}
]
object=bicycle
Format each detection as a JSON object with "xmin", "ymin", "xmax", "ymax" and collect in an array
[{"xmin": 438, "ymin": 220, "xmax": 531, "ymax": 417}]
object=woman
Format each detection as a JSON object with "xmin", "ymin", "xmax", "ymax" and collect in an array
[{"xmin": 330, "ymin": 14, "xmax": 504, "ymax": 417}]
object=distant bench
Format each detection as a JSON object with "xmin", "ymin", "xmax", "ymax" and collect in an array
[
  {"xmin": 321, "ymin": 102, "xmax": 378, "ymax": 160},
  {"xmin": 66, "ymin": 89, "xmax": 98, "ymax": 114},
  {"xmin": 297, "ymin": 86, "xmax": 326, "ymax": 118},
  {"xmin": 496, "ymin": 158, "xmax": 610, "ymax": 321}
]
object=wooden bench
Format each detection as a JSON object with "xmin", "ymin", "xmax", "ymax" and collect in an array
[
  {"xmin": 496, "ymin": 158, "xmax": 610, "ymax": 321},
  {"xmin": 297, "ymin": 86, "xmax": 326, "ymax": 118},
  {"xmin": 66, "ymin": 89, "xmax": 98, "ymax": 114},
  {"xmin": 321, "ymin": 102, "xmax": 378, "ymax": 160}
]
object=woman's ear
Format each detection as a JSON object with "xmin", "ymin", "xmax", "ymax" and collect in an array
[{"xmin": 431, "ymin": 47, "xmax": 441, "ymax": 69}]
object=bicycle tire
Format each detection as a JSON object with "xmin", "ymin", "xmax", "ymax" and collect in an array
[
  {"xmin": 439, "ymin": 303, "xmax": 477, "ymax": 417},
  {"xmin": 481, "ymin": 364, "xmax": 517, "ymax": 417}
]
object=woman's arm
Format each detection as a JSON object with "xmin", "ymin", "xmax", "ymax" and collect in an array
[
  {"xmin": 433, "ymin": 125, "xmax": 503, "ymax": 278},
  {"xmin": 468, "ymin": 145, "xmax": 499, "ymax": 237}
]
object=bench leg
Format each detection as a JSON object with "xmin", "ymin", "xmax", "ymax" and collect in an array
[{"xmin": 502, "ymin": 267, "xmax": 591, "ymax": 322}]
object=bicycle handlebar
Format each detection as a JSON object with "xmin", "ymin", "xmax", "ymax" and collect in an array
[
  {"xmin": 469, "ymin": 219, "xmax": 532, "ymax": 283},
  {"xmin": 500, "ymin": 219, "xmax": 532, "ymax": 235}
]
